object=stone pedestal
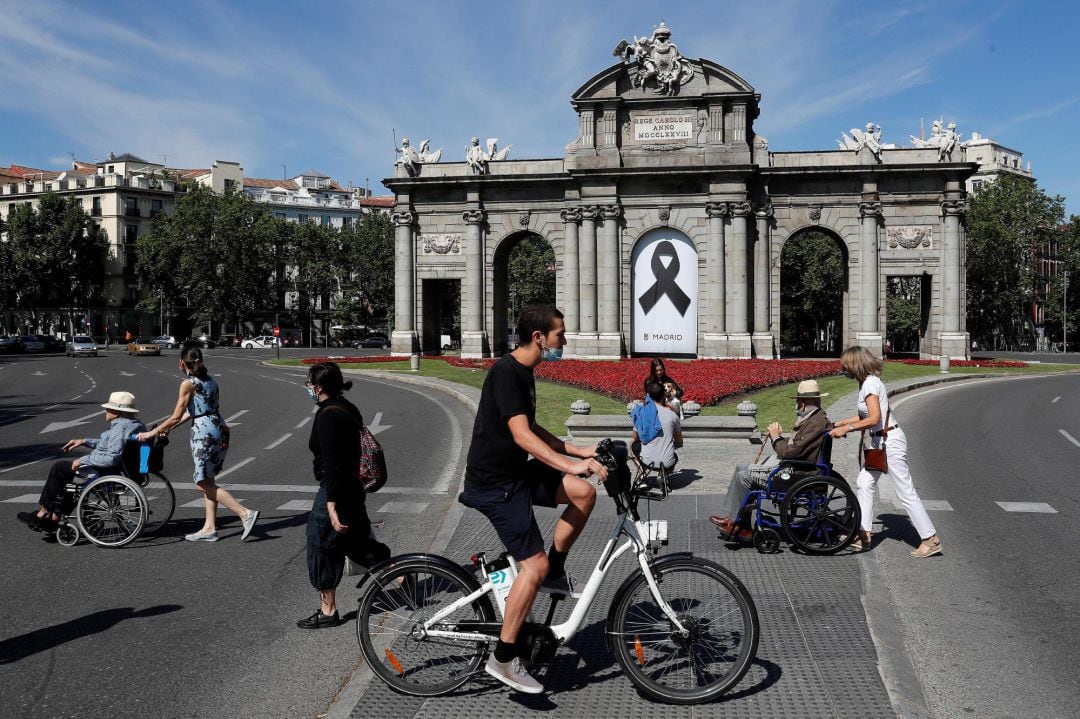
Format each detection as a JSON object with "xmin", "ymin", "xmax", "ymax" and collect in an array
[
  {"xmin": 391, "ymin": 330, "xmax": 418, "ymax": 357},
  {"xmin": 938, "ymin": 331, "xmax": 971, "ymax": 360},
  {"xmin": 724, "ymin": 333, "xmax": 753, "ymax": 358},
  {"xmin": 460, "ymin": 330, "xmax": 488, "ymax": 359},
  {"xmin": 700, "ymin": 333, "xmax": 728, "ymax": 358},
  {"xmin": 751, "ymin": 333, "xmax": 775, "ymax": 359},
  {"xmin": 855, "ymin": 332, "xmax": 883, "ymax": 357},
  {"xmin": 597, "ymin": 332, "xmax": 623, "ymax": 357},
  {"xmin": 567, "ymin": 332, "xmax": 620, "ymax": 359}
]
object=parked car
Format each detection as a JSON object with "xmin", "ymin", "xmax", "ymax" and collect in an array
[
  {"xmin": 36, "ymin": 335, "xmax": 66, "ymax": 353},
  {"xmin": 127, "ymin": 337, "xmax": 162, "ymax": 356},
  {"xmin": 353, "ymin": 336, "xmax": 389, "ymax": 349},
  {"xmin": 66, "ymin": 335, "xmax": 99, "ymax": 357},
  {"xmin": 151, "ymin": 335, "xmax": 178, "ymax": 349},
  {"xmin": 182, "ymin": 336, "xmax": 217, "ymax": 349},
  {"xmin": 15, "ymin": 335, "xmax": 46, "ymax": 353},
  {"xmin": 242, "ymin": 335, "xmax": 280, "ymax": 349},
  {"xmin": 0, "ymin": 335, "xmax": 16, "ymax": 352},
  {"xmin": 216, "ymin": 334, "xmax": 242, "ymax": 347}
]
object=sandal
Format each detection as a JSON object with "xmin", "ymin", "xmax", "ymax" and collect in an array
[
  {"xmin": 844, "ymin": 531, "xmax": 871, "ymax": 552},
  {"xmin": 911, "ymin": 535, "xmax": 942, "ymax": 558}
]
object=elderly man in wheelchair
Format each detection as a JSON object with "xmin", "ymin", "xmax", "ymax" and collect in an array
[
  {"xmin": 17, "ymin": 391, "xmax": 145, "ymax": 538},
  {"xmin": 709, "ymin": 380, "xmax": 834, "ymax": 545}
]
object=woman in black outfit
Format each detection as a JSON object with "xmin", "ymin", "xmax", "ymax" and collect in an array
[
  {"xmin": 298, "ymin": 362, "xmax": 390, "ymax": 629},
  {"xmin": 643, "ymin": 357, "xmax": 684, "ymax": 416}
]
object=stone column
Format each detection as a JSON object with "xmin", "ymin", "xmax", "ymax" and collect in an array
[
  {"xmin": 856, "ymin": 199, "xmax": 884, "ymax": 355},
  {"xmin": 939, "ymin": 195, "xmax": 970, "ymax": 359},
  {"xmin": 726, "ymin": 201, "xmax": 753, "ymax": 357},
  {"xmin": 461, "ymin": 208, "xmax": 487, "ymax": 358},
  {"xmin": 575, "ymin": 206, "xmax": 599, "ymax": 356},
  {"xmin": 597, "ymin": 204, "xmax": 622, "ymax": 356},
  {"xmin": 391, "ymin": 208, "xmax": 417, "ymax": 355},
  {"xmin": 752, "ymin": 198, "xmax": 774, "ymax": 358},
  {"xmin": 560, "ymin": 208, "xmax": 582, "ymax": 336},
  {"xmin": 702, "ymin": 201, "xmax": 728, "ymax": 357}
]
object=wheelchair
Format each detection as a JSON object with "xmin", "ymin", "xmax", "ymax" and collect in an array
[
  {"xmin": 54, "ymin": 435, "xmax": 175, "ymax": 548},
  {"xmin": 734, "ymin": 432, "xmax": 860, "ymax": 555}
]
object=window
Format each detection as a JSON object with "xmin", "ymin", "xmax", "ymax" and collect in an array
[
  {"xmin": 150, "ymin": 198, "xmax": 163, "ymax": 218},
  {"xmin": 342, "ymin": 217, "xmax": 352, "ymax": 229},
  {"xmin": 275, "ymin": 212, "xmax": 286, "ymax": 219},
  {"xmin": 297, "ymin": 213, "xmax": 308, "ymax": 224},
  {"xmin": 321, "ymin": 215, "xmax": 330, "ymax": 227},
  {"xmin": 125, "ymin": 197, "xmax": 139, "ymax": 217},
  {"xmin": 92, "ymin": 196, "xmax": 102, "ymax": 216},
  {"xmin": 224, "ymin": 179, "xmax": 236, "ymax": 191},
  {"xmin": 107, "ymin": 165, "xmax": 115, "ymax": 173},
  {"xmin": 972, "ymin": 180, "xmax": 983, "ymax": 192},
  {"xmin": 126, "ymin": 224, "xmax": 138, "ymax": 243}
]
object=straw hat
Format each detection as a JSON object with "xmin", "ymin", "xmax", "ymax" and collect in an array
[
  {"xmin": 101, "ymin": 391, "xmax": 139, "ymax": 414},
  {"xmin": 790, "ymin": 380, "xmax": 828, "ymax": 399}
]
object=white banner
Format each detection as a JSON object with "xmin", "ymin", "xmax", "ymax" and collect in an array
[{"xmin": 631, "ymin": 229, "xmax": 698, "ymax": 355}]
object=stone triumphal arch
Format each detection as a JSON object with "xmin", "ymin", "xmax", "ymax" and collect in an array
[{"xmin": 386, "ymin": 24, "xmax": 973, "ymax": 359}]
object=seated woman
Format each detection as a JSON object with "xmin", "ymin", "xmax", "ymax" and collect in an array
[
  {"xmin": 16, "ymin": 391, "xmax": 145, "ymax": 532},
  {"xmin": 709, "ymin": 380, "xmax": 831, "ymax": 541},
  {"xmin": 644, "ymin": 358, "xmax": 684, "ymax": 417}
]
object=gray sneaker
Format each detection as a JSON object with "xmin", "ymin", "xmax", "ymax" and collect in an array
[
  {"xmin": 240, "ymin": 509, "xmax": 259, "ymax": 541},
  {"xmin": 484, "ymin": 656, "xmax": 543, "ymax": 694},
  {"xmin": 184, "ymin": 529, "xmax": 219, "ymax": 542}
]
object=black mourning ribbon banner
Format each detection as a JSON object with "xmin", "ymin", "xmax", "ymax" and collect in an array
[{"xmin": 638, "ymin": 240, "xmax": 691, "ymax": 316}]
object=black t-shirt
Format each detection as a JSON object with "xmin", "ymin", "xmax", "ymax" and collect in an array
[{"xmin": 465, "ymin": 354, "xmax": 536, "ymax": 487}]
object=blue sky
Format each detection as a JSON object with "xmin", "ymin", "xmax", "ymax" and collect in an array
[{"xmin": 1, "ymin": 0, "xmax": 1078, "ymax": 213}]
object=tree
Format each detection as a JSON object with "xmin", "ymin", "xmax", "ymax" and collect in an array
[
  {"xmin": 965, "ymin": 173, "xmax": 1065, "ymax": 347},
  {"xmin": 289, "ymin": 221, "xmax": 340, "ymax": 344},
  {"xmin": 886, "ymin": 276, "xmax": 923, "ymax": 353},
  {"xmin": 5, "ymin": 193, "xmax": 107, "ymax": 333},
  {"xmin": 779, "ymin": 231, "xmax": 845, "ymax": 354},
  {"xmin": 340, "ymin": 212, "xmax": 394, "ymax": 326},
  {"xmin": 1040, "ymin": 216, "xmax": 1080, "ymax": 350},
  {"xmin": 506, "ymin": 236, "xmax": 556, "ymax": 320}
]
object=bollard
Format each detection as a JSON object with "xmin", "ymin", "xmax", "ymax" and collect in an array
[
  {"xmin": 683, "ymin": 400, "xmax": 702, "ymax": 418},
  {"xmin": 736, "ymin": 400, "xmax": 758, "ymax": 419},
  {"xmin": 410, "ymin": 353, "xmax": 420, "ymax": 372},
  {"xmin": 571, "ymin": 400, "xmax": 592, "ymax": 416},
  {"xmin": 939, "ymin": 356, "xmax": 950, "ymax": 374}
]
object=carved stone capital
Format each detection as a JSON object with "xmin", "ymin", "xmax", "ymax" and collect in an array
[
  {"xmin": 462, "ymin": 208, "xmax": 486, "ymax": 225},
  {"xmin": 657, "ymin": 206, "xmax": 670, "ymax": 224},
  {"xmin": 391, "ymin": 209, "xmax": 415, "ymax": 227},
  {"xmin": 753, "ymin": 198, "xmax": 774, "ymax": 219},
  {"xmin": 731, "ymin": 201, "xmax": 752, "ymax": 218},
  {"xmin": 600, "ymin": 204, "xmax": 622, "ymax": 220},
  {"xmin": 579, "ymin": 205, "xmax": 600, "ymax": 221},
  {"xmin": 705, "ymin": 201, "xmax": 729, "ymax": 218},
  {"xmin": 859, "ymin": 201, "xmax": 883, "ymax": 218},
  {"xmin": 941, "ymin": 198, "xmax": 966, "ymax": 216},
  {"xmin": 560, "ymin": 207, "xmax": 583, "ymax": 224}
]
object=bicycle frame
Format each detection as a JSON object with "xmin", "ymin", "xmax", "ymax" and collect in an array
[{"xmin": 416, "ymin": 511, "xmax": 689, "ymax": 645}]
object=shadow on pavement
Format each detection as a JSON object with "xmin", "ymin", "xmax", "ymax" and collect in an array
[
  {"xmin": 0, "ymin": 444, "xmax": 60, "ymax": 470},
  {"xmin": 667, "ymin": 468, "xmax": 703, "ymax": 490},
  {"xmin": 0, "ymin": 604, "xmax": 183, "ymax": 665},
  {"xmin": 875, "ymin": 512, "xmax": 921, "ymax": 549}
]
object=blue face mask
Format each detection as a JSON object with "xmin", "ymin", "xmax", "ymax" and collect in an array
[
  {"xmin": 795, "ymin": 406, "xmax": 808, "ymax": 418},
  {"xmin": 306, "ymin": 386, "xmax": 319, "ymax": 403},
  {"xmin": 540, "ymin": 341, "xmax": 563, "ymax": 362}
]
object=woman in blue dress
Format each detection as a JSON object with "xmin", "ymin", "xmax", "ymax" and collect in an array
[{"xmin": 139, "ymin": 347, "xmax": 258, "ymax": 542}]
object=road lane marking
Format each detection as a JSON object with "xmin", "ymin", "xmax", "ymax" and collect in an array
[
  {"xmin": 295, "ymin": 417, "xmax": 312, "ymax": 429},
  {"xmin": 0, "ymin": 459, "xmax": 46, "ymax": 474},
  {"xmin": 216, "ymin": 457, "xmax": 256, "ymax": 478},
  {"xmin": 996, "ymin": 502, "xmax": 1057, "ymax": 513},
  {"xmin": 180, "ymin": 498, "xmax": 206, "ymax": 508},
  {"xmin": 40, "ymin": 410, "xmax": 105, "ymax": 434},
  {"xmin": 1, "ymin": 493, "xmax": 41, "ymax": 503},
  {"xmin": 892, "ymin": 499, "xmax": 953, "ymax": 511},
  {"xmin": 277, "ymin": 499, "xmax": 313, "ymax": 511},
  {"xmin": 377, "ymin": 501, "xmax": 429, "ymax": 514},
  {"xmin": 1059, "ymin": 429, "xmax": 1080, "ymax": 448},
  {"xmin": 223, "ymin": 410, "xmax": 248, "ymax": 423},
  {"xmin": 265, "ymin": 433, "xmax": 292, "ymax": 449},
  {"xmin": 1052, "ymin": 396, "xmax": 1061, "ymax": 403}
]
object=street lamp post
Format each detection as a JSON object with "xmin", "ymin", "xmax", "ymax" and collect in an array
[{"xmin": 1064, "ymin": 270, "xmax": 1070, "ymax": 354}]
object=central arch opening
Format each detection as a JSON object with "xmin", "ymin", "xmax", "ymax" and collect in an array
[
  {"xmin": 779, "ymin": 228, "xmax": 848, "ymax": 357},
  {"xmin": 492, "ymin": 233, "xmax": 556, "ymax": 354}
]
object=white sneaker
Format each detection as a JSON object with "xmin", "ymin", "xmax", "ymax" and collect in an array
[
  {"xmin": 484, "ymin": 656, "xmax": 543, "ymax": 694},
  {"xmin": 184, "ymin": 529, "xmax": 219, "ymax": 542},
  {"xmin": 240, "ymin": 509, "xmax": 259, "ymax": 541}
]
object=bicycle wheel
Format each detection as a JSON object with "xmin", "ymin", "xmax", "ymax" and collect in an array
[
  {"xmin": 357, "ymin": 557, "xmax": 496, "ymax": 697},
  {"xmin": 607, "ymin": 556, "xmax": 759, "ymax": 704},
  {"xmin": 780, "ymin": 475, "xmax": 859, "ymax": 555},
  {"xmin": 76, "ymin": 476, "xmax": 147, "ymax": 548},
  {"xmin": 139, "ymin": 472, "xmax": 175, "ymax": 535}
]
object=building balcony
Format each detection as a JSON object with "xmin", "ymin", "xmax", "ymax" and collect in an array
[
  {"xmin": 91, "ymin": 208, "xmax": 102, "ymax": 217},
  {"xmin": 125, "ymin": 207, "xmax": 142, "ymax": 218}
]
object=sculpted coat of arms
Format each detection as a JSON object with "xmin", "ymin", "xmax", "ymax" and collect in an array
[{"xmin": 612, "ymin": 22, "xmax": 694, "ymax": 96}]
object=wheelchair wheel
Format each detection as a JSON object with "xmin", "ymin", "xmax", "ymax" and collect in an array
[
  {"xmin": 139, "ymin": 472, "xmax": 175, "ymax": 535},
  {"xmin": 780, "ymin": 474, "xmax": 859, "ymax": 555},
  {"xmin": 56, "ymin": 522, "xmax": 80, "ymax": 547},
  {"xmin": 753, "ymin": 528, "xmax": 781, "ymax": 554},
  {"xmin": 76, "ymin": 475, "xmax": 148, "ymax": 548}
]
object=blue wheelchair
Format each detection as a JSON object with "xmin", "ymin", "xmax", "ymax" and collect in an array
[
  {"xmin": 54, "ymin": 435, "xmax": 175, "ymax": 548},
  {"xmin": 735, "ymin": 432, "xmax": 860, "ymax": 554}
]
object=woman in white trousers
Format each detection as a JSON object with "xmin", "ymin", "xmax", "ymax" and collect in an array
[{"xmin": 830, "ymin": 346, "xmax": 942, "ymax": 558}]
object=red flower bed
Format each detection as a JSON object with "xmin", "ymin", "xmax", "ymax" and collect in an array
[
  {"xmin": 897, "ymin": 359, "xmax": 1027, "ymax": 368},
  {"xmin": 300, "ymin": 356, "xmax": 406, "ymax": 365}
]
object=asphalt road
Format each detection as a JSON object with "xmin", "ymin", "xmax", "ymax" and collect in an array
[
  {"xmin": 0, "ymin": 348, "xmax": 473, "ymax": 719},
  {"xmin": 869, "ymin": 373, "xmax": 1080, "ymax": 719}
]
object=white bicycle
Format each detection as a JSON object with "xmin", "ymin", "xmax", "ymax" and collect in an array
[{"xmin": 356, "ymin": 438, "xmax": 760, "ymax": 704}]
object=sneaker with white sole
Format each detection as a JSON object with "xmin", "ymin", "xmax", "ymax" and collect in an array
[
  {"xmin": 240, "ymin": 509, "xmax": 259, "ymax": 541},
  {"xmin": 184, "ymin": 529, "xmax": 219, "ymax": 542},
  {"xmin": 484, "ymin": 656, "xmax": 543, "ymax": 694}
]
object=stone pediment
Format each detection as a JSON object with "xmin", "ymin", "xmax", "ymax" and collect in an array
[{"xmin": 571, "ymin": 59, "xmax": 756, "ymax": 105}]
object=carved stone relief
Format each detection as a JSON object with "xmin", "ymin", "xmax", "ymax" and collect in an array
[
  {"xmin": 420, "ymin": 233, "xmax": 462, "ymax": 255},
  {"xmin": 886, "ymin": 226, "xmax": 933, "ymax": 249}
]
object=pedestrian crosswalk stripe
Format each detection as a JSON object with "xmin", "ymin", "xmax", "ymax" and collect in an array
[
  {"xmin": 224, "ymin": 410, "xmax": 248, "ymax": 424},
  {"xmin": 1, "ymin": 493, "xmax": 41, "ymax": 503},
  {"xmin": 996, "ymin": 501, "xmax": 1057, "ymax": 513},
  {"xmin": 277, "ymin": 499, "xmax": 313, "ymax": 511},
  {"xmin": 180, "ymin": 499, "xmax": 205, "ymax": 508},
  {"xmin": 377, "ymin": 501, "xmax": 429, "ymax": 514},
  {"xmin": 216, "ymin": 457, "xmax": 255, "ymax": 479},
  {"xmin": 265, "ymin": 433, "xmax": 292, "ymax": 450},
  {"xmin": 892, "ymin": 499, "xmax": 953, "ymax": 511}
]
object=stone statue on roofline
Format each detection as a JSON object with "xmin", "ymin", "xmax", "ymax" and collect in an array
[
  {"xmin": 464, "ymin": 137, "xmax": 511, "ymax": 174},
  {"xmin": 395, "ymin": 137, "xmax": 443, "ymax": 177},
  {"xmin": 838, "ymin": 122, "xmax": 883, "ymax": 159},
  {"xmin": 909, "ymin": 119, "xmax": 962, "ymax": 161},
  {"xmin": 612, "ymin": 21, "xmax": 694, "ymax": 96}
]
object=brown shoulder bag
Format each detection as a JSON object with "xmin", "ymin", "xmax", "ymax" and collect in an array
[{"xmin": 861, "ymin": 407, "xmax": 891, "ymax": 473}]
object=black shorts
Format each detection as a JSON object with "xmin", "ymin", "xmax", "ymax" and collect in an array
[{"xmin": 461, "ymin": 460, "xmax": 564, "ymax": 562}]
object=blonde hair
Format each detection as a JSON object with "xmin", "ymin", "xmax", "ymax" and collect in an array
[{"xmin": 840, "ymin": 346, "xmax": 882, "ymax": 383}]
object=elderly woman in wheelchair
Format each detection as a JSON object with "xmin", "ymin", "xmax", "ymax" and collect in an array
[
  {"xmin": 16, "ymin": 391, "xmax": 174, "ymax": 547},
  {"xmin": 708, "ymin": 380, "xmax": 860, "ymax": 554}
]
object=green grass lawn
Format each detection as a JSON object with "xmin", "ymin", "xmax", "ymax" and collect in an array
[{"xmin": 269, "ymin": 358, "xmax": 1079, "ymax": 432}]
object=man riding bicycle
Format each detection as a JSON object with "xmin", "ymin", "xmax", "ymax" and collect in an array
[{"xmin": 460, "ymin": 305, "xmax": 608, "ymax": 694}]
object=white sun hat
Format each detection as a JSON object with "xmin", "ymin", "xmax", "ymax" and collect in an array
[{"xmin": 101, "ymin": 391, "xmax": 139, "ymax": 414}]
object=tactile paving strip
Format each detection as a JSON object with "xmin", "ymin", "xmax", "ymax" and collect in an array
[{"xmin": 351, "ymin": 493, "xmax": 896, "ymax": 718}]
